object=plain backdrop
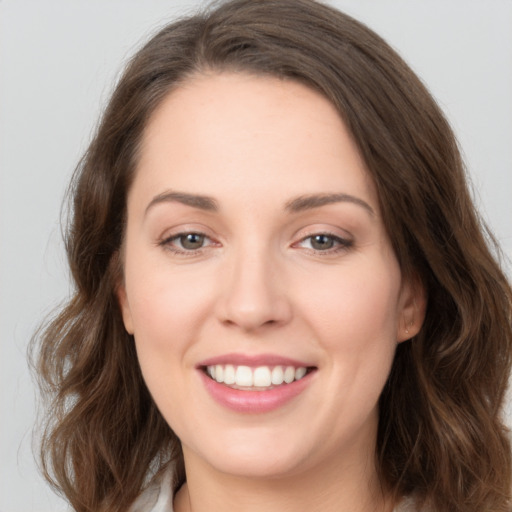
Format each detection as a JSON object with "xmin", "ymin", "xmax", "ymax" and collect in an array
[{"xmin": 1, "ymin": 1, "xmax": 511, "ymax": 511}]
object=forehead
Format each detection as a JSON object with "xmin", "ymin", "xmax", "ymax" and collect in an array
[{"xmin": 132, "ymin": 72, "xmax": 377, "ymax": 211}]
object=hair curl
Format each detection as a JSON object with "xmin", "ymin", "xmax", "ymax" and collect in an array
[{"xmin": 32, "ymin": 1, "xmax": 512, "ymax": 511}]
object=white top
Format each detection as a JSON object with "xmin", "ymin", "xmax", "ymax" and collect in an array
[
  {"xmin": 128, "ymin": 469, "xmax": 418, "ymax": 512},
  {"xmin": 128, "ymin": 469, "xmax": 174, "ymax": 512}
]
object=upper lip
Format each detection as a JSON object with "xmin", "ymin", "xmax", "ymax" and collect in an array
[{"xmin": 197, "ymin": 353, "xmax": 315, "ymax": 368}]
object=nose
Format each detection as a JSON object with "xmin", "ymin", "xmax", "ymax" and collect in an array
[{"xmin": 216, "ymin": 246, "xmax": 293, "ymax": 332}]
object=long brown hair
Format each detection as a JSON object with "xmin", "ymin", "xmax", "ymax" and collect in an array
[{"xmin": 32, "ymin": 1, "xmax": 512, "ymax": 510}]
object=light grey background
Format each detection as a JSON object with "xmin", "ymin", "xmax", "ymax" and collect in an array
[{"xmin": 1, "ymin": 1, "xmax": 511, "ymax": 511}]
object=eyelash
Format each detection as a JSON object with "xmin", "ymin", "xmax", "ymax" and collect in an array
[
  {"xmin": 159, "ymin": 231, "xmax": 353, "ymax": 256},
  {"xmin": 294, "ymin": 232, "xmax": 353, "ymax": 255},
  {"xmin": 159, "ymin": 232, "xmax": 216, "ymax": 256}
]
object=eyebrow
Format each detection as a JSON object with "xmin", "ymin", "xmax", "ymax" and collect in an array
[
  {"xmin": 144, "ymin": 190, "xmax": 374, "ymax": 217},
  {"xmin": 145, "ymin": 190, "xmax": 219, "ymax": 215},
  {"xmin": 285, "ymin": 193, "xmax": 375, "ymax": 216}
]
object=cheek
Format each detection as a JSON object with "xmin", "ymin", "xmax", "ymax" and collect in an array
[
  {"xmin": 122, "ymin": 258, "xmax": 212, "ymax": 382},
  {"xmin": 125, "ymin": 261, "xmax": 213, "ymax": 421},
  {"xmin": 298, "ymin": 259, "xmax": 402, "ymax": 353},
  {"xmin": 129, "ymin": 286, "xmax": 209, "ymax": 368}
]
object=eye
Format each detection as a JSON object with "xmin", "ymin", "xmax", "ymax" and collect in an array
[
  {"xmin": 176, "ymin": 233, "xmax": 207, "ymax": 250},
  {"xmin": 160, "ymin": 232, "xmax": 214, "ymax": 253},
  {"xmin": 308, "ymin": 234, "xmax": 336, "ymax": 250},
  {"xmin": 296, "ymin": 233, "xmax": 352, "ymax": 253}
]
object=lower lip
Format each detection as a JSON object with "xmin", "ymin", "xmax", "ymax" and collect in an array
[{"xmin": 199, "ymin": 370, "xmax": 315, "ymax": 413}]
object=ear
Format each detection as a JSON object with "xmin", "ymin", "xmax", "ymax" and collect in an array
[
  {"xmin": 117, "ymin": 281, "xmax": 134, "ymax": 335},
  {"xmin": 396, "ymin": 273, "xmax": 427, "ymax": 343},
  {"xmin": 112, "ymin": 251, "xmax": 134, "ymax": 335}
]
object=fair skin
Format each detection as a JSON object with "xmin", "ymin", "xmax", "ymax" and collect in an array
[{"xmin": 118, "ymin": 72, "xmax": 425, "ymax": 512}]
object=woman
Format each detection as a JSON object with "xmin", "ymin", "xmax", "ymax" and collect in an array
[{"xmin": 33, "ymin": 1, "xmax": 512, "ymax": 511}]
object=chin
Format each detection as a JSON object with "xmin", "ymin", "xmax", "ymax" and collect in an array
[
  {"xmin": 209, "ymin": 450, "xmax": 308, "ymax": 480},
  {"xmin": 184, "ymin": 427, "xmax": 318, "ymax": 480}
]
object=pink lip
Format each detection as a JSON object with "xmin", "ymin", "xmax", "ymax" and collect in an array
[
  {"xmin": 198, "ymin": 367, "xmax": 316, "ymax": 414},
  {"xmin": 197, "ymin": 353, "xmax": 312, "ymax": 368}
]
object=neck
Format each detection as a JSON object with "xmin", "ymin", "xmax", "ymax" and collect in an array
[{"xmin": 174, "ymin": 446, "xmax": 393, "ymax": 512}]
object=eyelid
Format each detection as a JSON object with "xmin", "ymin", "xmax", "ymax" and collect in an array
[
  {"xmin": 157, "ymin": 224, "xmax": 353, "ymax": 256},
  {"xmin": 158, "ymin": 227, "xmax": 220, "ymax": 256},
  {"xmin": 157, "ymin": 222, "xmax": 216, "ymax": 243},
  {"xmin": 291, "ymin": 227, "xmax": 354, "ymax": 255},
  {"xmin": 161, "ymin": 231, "xmax": 210, "ymax": 245}
]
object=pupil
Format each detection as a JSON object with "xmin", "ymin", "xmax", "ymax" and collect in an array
[
  {"xmin": 312, "ymin": 235, "xmax": 333, "ymax": 250},
  {"xmin": 181, "ymin": 233, "xmax": 204, "ymax": 249}
]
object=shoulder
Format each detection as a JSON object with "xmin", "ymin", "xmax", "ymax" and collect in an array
[{"xmin": 128, "ymin": 468, "xmax": 174, "ymax": 512}]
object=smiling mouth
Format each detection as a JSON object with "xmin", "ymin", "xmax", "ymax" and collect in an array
[{"xmin": 202, "ymin": 364, "xmax": 316, "ymax": 390}]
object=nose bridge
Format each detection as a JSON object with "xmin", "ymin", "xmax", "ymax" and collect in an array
[{"xmin": 218, "ymin": 239, "xmax": 291, "ymax": 330}]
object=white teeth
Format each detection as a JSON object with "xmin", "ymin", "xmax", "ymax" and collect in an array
[
  {"xmin": 224, "ymin": 364, "xmax": 235, "ymax": 385},
  {"xmin": 284, "ymin": 366, "xmax": 295, "ymax": 383},
  {"xmin": 271, "ymin": 366, "xmax": 284, "ymax": 385},
  {"xmin": 295, "ymin": 367, "xmax": 307, "ymax": 380},
  {"xmin": 235, "ymin": 366, "xmax": 253, "ymax": 386},
  {"xmin": 253, "ymin": 366, "xmax": 271, "ymax": 387},
  {"xmin": 205, "ymin": 364, "xmax": 309, "ymax": 388}
]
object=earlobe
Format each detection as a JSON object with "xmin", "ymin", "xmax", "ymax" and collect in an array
[{"xmin": 397, "ymin": 274, "xmax": 427, "ymax": 343}]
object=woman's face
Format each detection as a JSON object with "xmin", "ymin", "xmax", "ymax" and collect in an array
[{"xmin": 118, "ymin": 73, "xmax": 421, "ymax": 480}]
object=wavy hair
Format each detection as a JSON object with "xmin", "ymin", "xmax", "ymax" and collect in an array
[{"xmin": 32, "ymin": 1, "xmax": 512, "ymax": 510}]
